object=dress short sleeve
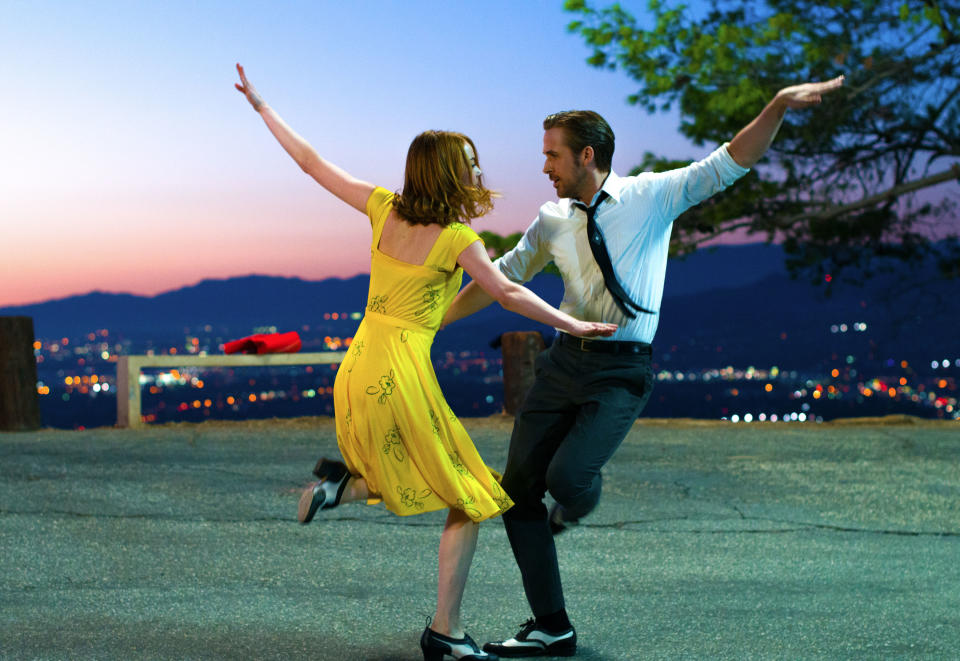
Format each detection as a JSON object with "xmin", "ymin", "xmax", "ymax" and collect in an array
[
  {"xmin": 366, "ymin": 186, "xmax": 395, "ymax": 233},
  {"xmin": 431, "ymin": 222, "xmax": 483, "ymax": 272}
]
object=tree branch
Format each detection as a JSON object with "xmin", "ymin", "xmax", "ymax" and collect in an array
[
  {"xmin": 846, "ymin": 37, "xmax": 948, "ymax": 100},
  {"xmin": 776, "ymin": 165, "xmax": 960, "ymax": 228},
  {"xmin": 677, "ymin": 219, "xmax": 758, "ymax": 250}
]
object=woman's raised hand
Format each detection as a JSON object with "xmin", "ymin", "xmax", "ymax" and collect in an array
[
  {"xmin": 570, "ymin": 321, "xmax": 618, "ymax": 338},
  {"xmin": 234, "ymin": 63, "xmax": 265, "ymax": 112}
]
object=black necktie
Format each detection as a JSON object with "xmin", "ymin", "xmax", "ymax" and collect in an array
[{"xmin": 574, "ymin": 191, "xmax": 653, "ymax": 319}]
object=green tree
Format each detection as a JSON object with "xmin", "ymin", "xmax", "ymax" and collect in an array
[
  {"xmin": 478, "ymin": 231, "xmax": 560, "ymax": 275},
  {"xmin": 478, "ymin": 230, "xmax": 523, "ymax": 260},
  {"xmin": 564, "ymin": 0, "xmax": 960, "ymax": 284}
]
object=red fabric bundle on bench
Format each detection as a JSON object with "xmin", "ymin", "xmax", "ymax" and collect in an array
[{"xmin": 223, "ymin": 331, "xmax": 302, "ymax": 355}]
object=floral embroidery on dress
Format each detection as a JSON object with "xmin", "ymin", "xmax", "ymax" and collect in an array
[
  {"xmin": 383, "ymin": 425, "xmax": 405, "ymax": 462},
  {"xmin": 448, "ymin": 450, "xmax": 469, "ymax": 476},
  {"xmin": 491, "ymin": 481, "xmax": 511, "ymax": 512},
  {"xmin": 429, "ymin": 409, "xmax": 441, "ymax": 436},
  {"xmin": 397, "ymin": 486, "xmax": 432, "ymax": 511},
  {"xmin": 337, "ymin": 408, "xmax": 354, "ymax": 447},
  {"xmin": 367, "ymin": 295, "xmax": 389, "ymax": 314},
  {"xmin": 413, "ymin": 285, "xmax": 441, "ymax": 319},
  {"xmin": 366, "ymin": 369, "xmax": 397, "ymax": 404},
  {"xmin": 400, "ymin": 329, "xmax": 409, "ymax": 343},
  {"xmin": 347, "ymin": 340, "xmax": 365, "ymax": 373},
  {"xmin": 456, "ymin": 495, "xmax": 482, "ymax": 520}
]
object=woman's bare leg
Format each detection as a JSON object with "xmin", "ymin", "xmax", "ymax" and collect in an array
[
  {"xmin": 431, "ymin": 508, "xmax": 479, "ymax": 638},
  {"xmin": 298, "ymin": 474, "xmax": 370, "ymax": 524},
  {"xmin": 338, "ymin": 476, "xmax": 370, "ymax": 504}
]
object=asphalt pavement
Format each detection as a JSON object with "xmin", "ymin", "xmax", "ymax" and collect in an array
[{"xmin": 1, "ymin": 416, "xmax": 958, "ymax": 660}]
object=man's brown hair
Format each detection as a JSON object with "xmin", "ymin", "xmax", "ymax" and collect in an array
[{"xmin": 543, "ymin": 111, "xmax": 615, "ymax": 172}]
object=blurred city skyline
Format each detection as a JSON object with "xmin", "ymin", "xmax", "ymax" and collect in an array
[{"xmin": 2, "ymin": 0, "xmax": 726, "ymax": 308}]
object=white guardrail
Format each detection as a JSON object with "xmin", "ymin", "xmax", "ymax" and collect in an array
[{"xmin": 116, "ymin": 352, "xmax": 348, "ymax": 428}]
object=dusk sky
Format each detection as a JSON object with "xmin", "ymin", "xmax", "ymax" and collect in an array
[
  {"xmin": 4, "ymin": 0, "xmax": 957, "ymax": 504},
  {"xmin": 4, "ymin": 0, "xmax": 742, "ymax": 308}
]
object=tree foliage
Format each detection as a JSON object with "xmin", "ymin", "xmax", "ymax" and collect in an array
[
  {"xmin": 478, "ymin": 231, "xmax": 560, "ymax": 275},
  {"xmin": 564, "ymin": 0, "xmax": 960, "ymax": 284}
]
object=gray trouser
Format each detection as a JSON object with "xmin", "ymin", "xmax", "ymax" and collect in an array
[{"xmin": 501, "ymin": 338, "xmax": 653, "ymax": 616}]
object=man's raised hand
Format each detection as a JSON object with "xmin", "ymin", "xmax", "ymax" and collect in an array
[{"xmin": 776, "ymin": 76, "xmax": 845, "ymax": 109}]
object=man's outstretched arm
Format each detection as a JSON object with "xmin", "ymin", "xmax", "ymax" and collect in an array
[{"xmin": 727, "ymin": 76, "xmax": 845, "ymax": 168}]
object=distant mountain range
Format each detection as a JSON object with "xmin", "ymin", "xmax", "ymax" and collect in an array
[
  {"xmin": 1, "ymin": 244, "xmax": 785, "ymax": 334},
  {"xmin": 4, "ymin": 243, "xmax": 958, "ymax": 368}
]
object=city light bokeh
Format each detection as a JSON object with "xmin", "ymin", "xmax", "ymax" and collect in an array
[{"xmin": 32, "ymin": 314, "xmax": 959, "ymax": 429}]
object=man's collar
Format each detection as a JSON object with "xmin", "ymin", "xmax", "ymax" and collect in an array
[
  {"xmin": 585, "ymin": 171, "xmax": 623, "ymax": 206},
  {"xmin": 599, "ymin": 171, "xmax": 624, "ymax": 203}
]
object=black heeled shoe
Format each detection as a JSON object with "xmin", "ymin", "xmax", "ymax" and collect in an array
[
  {"xmin": 420, "ymin": 626, "xmax": 499, "ymax": 661},
  {"xmin": 297, "ymin": 459, "xmax": 350, "ymax": 524}
]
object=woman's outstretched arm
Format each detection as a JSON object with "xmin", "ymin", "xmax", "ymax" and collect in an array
[
  {"xmin": 457, "ymin": 242, "xmax": 617, "ymax": 338},
  {"xmin": 234, "ymin": 63, "xmax": 374, "ymax": 213}
]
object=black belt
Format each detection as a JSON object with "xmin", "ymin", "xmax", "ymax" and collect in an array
[{"xmin": 554, "ymin": 332, "xmax": 652, "ymax": 355}]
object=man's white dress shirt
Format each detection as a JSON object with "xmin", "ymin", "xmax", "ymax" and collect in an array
[{"xmin": 496, "ymin": 144, "xmax": 750, "ymax": 344}]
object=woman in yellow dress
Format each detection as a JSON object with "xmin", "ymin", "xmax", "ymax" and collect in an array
[{"xmin": 235, "ymin": 64, "xmax": 616, "ymax": 661}]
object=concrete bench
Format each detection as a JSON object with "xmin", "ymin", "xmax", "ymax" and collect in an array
[{"xmin": 116, "ymin": 352, "xmax": 347, "ymax": 428}]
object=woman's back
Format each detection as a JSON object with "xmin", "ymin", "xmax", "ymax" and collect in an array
[
  {"xmin": 377, "ymin": 211, "xmax": 445, "ymax": 266},
  {"xmin": 364, "ymin": 188, "xmax": 479, "ymax": 332}
]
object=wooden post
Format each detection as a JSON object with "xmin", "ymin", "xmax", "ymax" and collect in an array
[
  {"xmin": 116, "ymin": 355, "xmax": 142, "ymax": 429},
  {"xmin": 500, "ymin": 331, "xmax": 545, "ymax": 415},
  {"xmin": 0, "ymin": 316, "xmax": 42, "ymax": 431}
]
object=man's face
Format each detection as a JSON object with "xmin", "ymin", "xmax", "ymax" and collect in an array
[{"xmin": 542, "ymin": 127, "xmax": 589, "ymax": 201}]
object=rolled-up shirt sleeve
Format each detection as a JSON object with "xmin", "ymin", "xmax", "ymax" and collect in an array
[
  {"xmin": 652, "ymin": 142, "xmax": 750, "ymax": 223},
  {"xmin": 495, "ymin": 216, "xmax": 551, "ymax": 284}
]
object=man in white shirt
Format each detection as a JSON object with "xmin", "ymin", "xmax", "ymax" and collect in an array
[{"xmin": 443, "ymin": 76, "xmax": 844, "ymax": 658}]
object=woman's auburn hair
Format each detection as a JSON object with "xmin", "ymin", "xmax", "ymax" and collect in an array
[{"xmin": 393, "ymin": 130, "xmax": 496, "ymax": 227}]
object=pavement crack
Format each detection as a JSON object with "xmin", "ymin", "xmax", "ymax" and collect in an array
[
  {"xmin": 580, "ymin": 516, "xmax": 960, "ymax": 537},
  {"xmin": 672, "ymin": 480, "xmax": 692, "ymax": 498},
  {"xmin": 0, "ymin": 508, "xmax": 446, "ymax": 528},
  {"xmin": 5, "ymin": 508, "xmax": 957, "ymax": 537},
  {"xmin": 745, "ymin": 517, "xmax": 960, "ymax": 538},
  {"xmin": 0, "ymin": 508, "xmax": 291, "ymax": 524}
]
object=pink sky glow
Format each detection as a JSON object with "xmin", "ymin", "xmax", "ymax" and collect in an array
[
  {"xmin": 8, "ymin": 2, "xmax": 951, "ymax": 309},
  {"xmin": 1, "ymin": 1, "xmax": 721, "ymax": 308}
]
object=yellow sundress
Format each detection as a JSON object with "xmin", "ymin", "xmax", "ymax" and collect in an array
[{"xmin": 332, "ymin": 187, "xmax": 513, "ymax": 522}]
